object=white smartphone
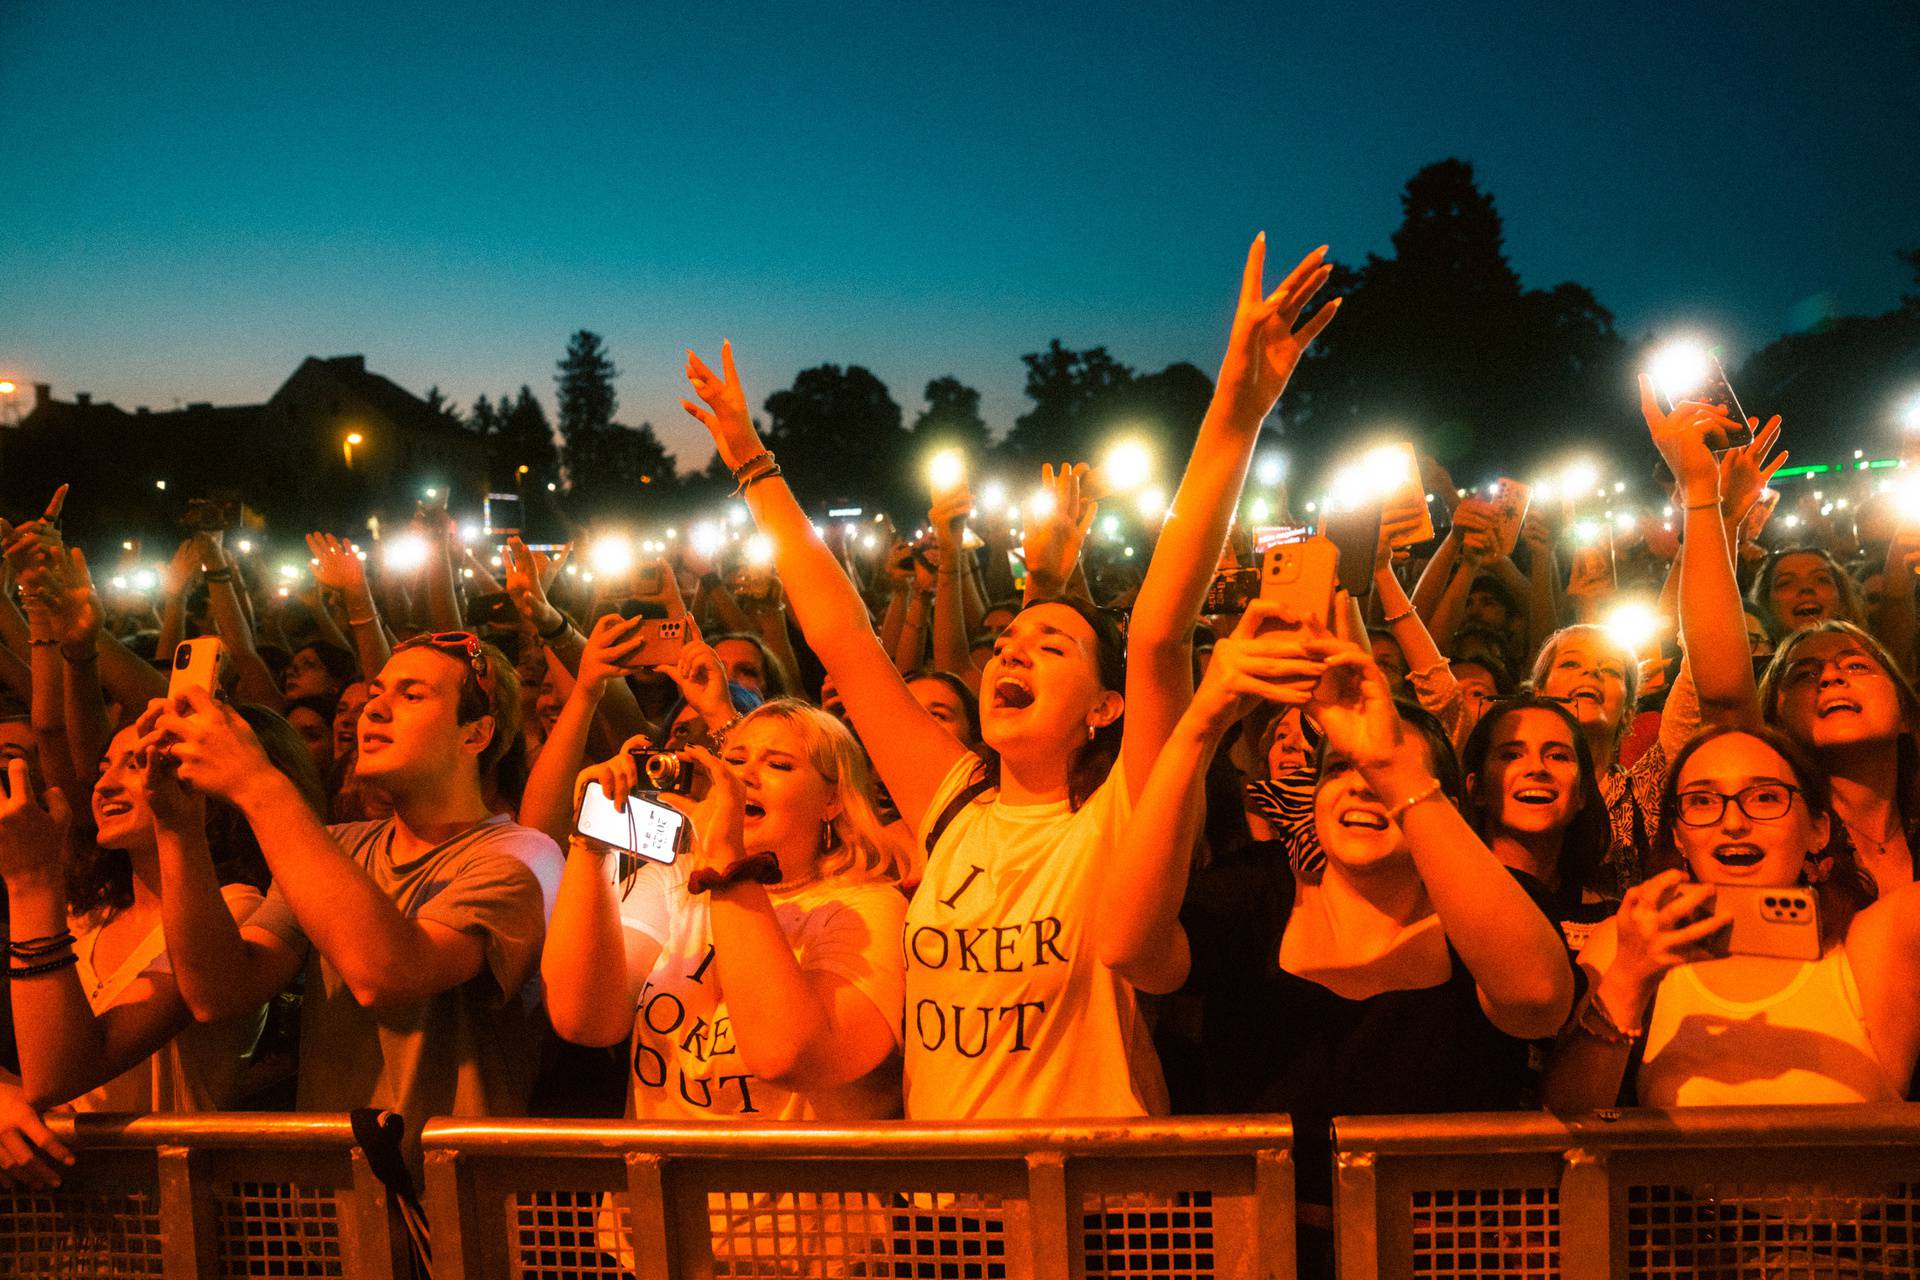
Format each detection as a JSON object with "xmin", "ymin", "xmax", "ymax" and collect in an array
[
  {"xmin": 1699, "ymin": 884, "xmax": 1821, "ymax": 961},
  {"xmin": 576, "ymin": 781, "xmax": 685, "ymax": 865}
]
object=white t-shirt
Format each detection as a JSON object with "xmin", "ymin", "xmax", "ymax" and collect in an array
[
  {"xmin": 618, "ymin": 859, "xmax": 907, "ymax": 1121},
  {"xmin": 903, "ymin": 754, "xmax": 1168, "ymax": 1120}
]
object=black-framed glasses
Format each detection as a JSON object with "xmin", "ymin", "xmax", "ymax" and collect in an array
[
  {"xmin": 1674, "ymin": 783, "xmax": 1801, "ymax": 827},
  {"xmin": 393, "ymin": 630, "xmax": 495, "ymax": 702}
]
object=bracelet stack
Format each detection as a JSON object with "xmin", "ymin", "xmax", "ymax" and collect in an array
[
  {"xmin": 729, "ymin": 450, "xmax": 783, "ymax": 496},
  {"xmin": 7, "ymin": 931, "xmax": 78, "ymax": 978},
  {"xmin": 1573, "ymin": 990, "xmax": 1641, "ymax": 1046},
  {"xmin": 708, "ymin": 714, "xmax": 745, "ymax": 748}
]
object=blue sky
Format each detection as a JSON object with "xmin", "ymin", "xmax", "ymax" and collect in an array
[{"xmin": 4, "ymin": 1, "xmax": 1916, "ymax": 466}]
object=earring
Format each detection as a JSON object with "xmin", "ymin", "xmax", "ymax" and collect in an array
[
  {"xmin": 819, "ymin": 822, "xmax": 840, "ymax": 854},
  {"xmin": 1086, "ymin": 722, "xmax": 1096, "ymax": 742}
]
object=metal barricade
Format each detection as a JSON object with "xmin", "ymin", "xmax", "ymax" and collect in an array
[
  {"xmin": 419, "ymin": 1115, "xmax": 1296, "ymax": 1280},
  {"xmin": 1333, "ymin": 1104, "xmax": 1920, "ymax": 1280},
  {"xmin": 0, "ymin": 1112, "xmax": 403, "ymax": 1280}
]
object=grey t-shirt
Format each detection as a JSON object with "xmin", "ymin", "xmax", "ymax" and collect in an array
[{"xmin": 247, "ymin": 814, "xmax": 563, "ymax": 1136}]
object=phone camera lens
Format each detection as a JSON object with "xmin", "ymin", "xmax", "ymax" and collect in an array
[{"xmin": 175, "ymin": 647, "xmax": 192, "ymax": 669}]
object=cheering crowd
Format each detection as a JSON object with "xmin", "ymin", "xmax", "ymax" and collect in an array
[{"xmin": 3, "ymin": 238, "xmax": 1919, "ymax": 1271}]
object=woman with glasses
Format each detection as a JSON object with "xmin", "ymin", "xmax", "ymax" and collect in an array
[
  {"xmin": 679, "ymin": 237, "xmax": 1340, "ymax": 1120},
  {"xmin": 1544, "ymin": 725, "xmax": 1920, "ymax": 1109}
]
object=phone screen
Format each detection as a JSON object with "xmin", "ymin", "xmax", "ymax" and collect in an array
[{"xmin": 576, "ymin": 782, "xmax": 684, "ymax": 865}]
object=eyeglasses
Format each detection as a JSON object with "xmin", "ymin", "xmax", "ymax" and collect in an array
[
  {"xmin": 1674, "ymin": 783, "xmax": 1801, "ymax": 827},
  {"xmin": 393, "ymin": 631, "xmax": 495, "ymax": 704}
]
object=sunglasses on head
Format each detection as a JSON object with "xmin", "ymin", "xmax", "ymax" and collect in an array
[{"xmin": 393, "ymin": 631, "xmax": 495, "ymax": 704}]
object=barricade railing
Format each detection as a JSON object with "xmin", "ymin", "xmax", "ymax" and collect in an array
[
  {"xmin": 0, "ymin": 1112, "xmax": 405, "ymax": 1280},
  {"xmin": 1333, "ymin": 1103, "xmax": 1920, "ymax": 1280},
  {"xmin": 417, "ymin": 1115, "xmax": 1296, "ymax": 1279}
]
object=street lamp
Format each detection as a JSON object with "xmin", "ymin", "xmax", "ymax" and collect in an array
[
  {"xmin": 0, "ymin": 380, "xmax": 16, "ymax": 427},
  {"xmin": 343, "ymin": 431, "xmax": 364, "ymax": 468}
]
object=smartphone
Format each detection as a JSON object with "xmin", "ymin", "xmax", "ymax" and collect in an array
[
  {"xmin": 1251, "ymin": 525, "xmax": 1310, "ymax": 555},
  {"xmin": 575, "ymin": 781, "xmax": 685, "ymax": 865},
  {"xmin": 1698, "ymin": 884, "xmax": 1820, "ymax": 961},
  {"xmin": 630, "ymin": 617, "xmax": 689, "ymax": 666},
  {"xmin": 1655, "ymin": 350, "xmax": 1754, "ymax": 451},
  {"xmin": 1375, "ymin": 443, "xmax": 1435, "ymax": 548},
  {"xmin": 168, "ymin": 637, "xmax": 226, "ymax": 702},
  {"xmin": 1486, "ymin": 479, "xmax": 1532, "ymax": 558},
  {"xmin": 469, "ymin": 591, "xmax": 519, "ymax": 629},
  {"xmin": 180, "ymin": 498, "xmax": 240, "ymax": 533},
  {"xmin": 1204, "ymin": 567, "xmax": 1261, "ymax": 614},
  {"xmin": 1318, "ymin": 502, "xmax": 1382, "ymax": 598},
  {"xmin": 1258, "ymin": 536, "xmax": 1340, "ymax": 626},
  {"xmin": 732, "ymin": 565, "xmax": 775, "ymax": 605},
  {"xmin": 630, "ymin": 560, "xmax": 689, "ymax": 618}
]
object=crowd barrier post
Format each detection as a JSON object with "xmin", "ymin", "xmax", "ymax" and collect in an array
[
  {"xmin": 1333, "ymin": 1103, "xmax": 1920, "ymax": 1280},
  {"xmin": 419, "ymin": 1114, "xmax": 1295, "ymax": 1279}
]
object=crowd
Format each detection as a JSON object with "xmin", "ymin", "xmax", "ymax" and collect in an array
[{"xmin": 3, "ymin": 237, "xmax": 1918, "ymax": 1275}]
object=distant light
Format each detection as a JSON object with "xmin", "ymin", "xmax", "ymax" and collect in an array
[
  {"xmin": 131, "ymin": 568, "xmax": 158, "ymax": 591},
  {"xmin": 1903, "ymin": 394, "xmax": 1920, "ymax": 433},
  {"xmin": 978, "ymin": 481, "xmax": 1008, "ymax": 514},
  {"xmin": 1560, "ymin": 461, "xmax": 1598, "ymax": 497},
  {"xmin": 581, "ymin": 571, "xmax": 595, "ymax": 583},
  {"xmin": 459, "ymin": 523, "xmax": 479, "ymax": 543},
  {"xmin": 1249, "ymin": 497, "xmax": 1271, "ymax": 523},
  {"xmin": 589, "ymin": 535, "xmax": 634, "ymax": 576},
  {"xmin": 1027, "ymin": 488, "xmax": 1057, "ymax": 520},
  {"xmin": 728, "ymin": 503, "xmax": 748, "ymax": 526},
  {"xmin": 278, "ymin": 563, "xmax": 299, "ymax": 580},
  {"xmin": 1575, "ymin": 520, "xmax": 1602, "ymax": 546},
  {"xmin": 1136, "ymin": 485, "xmax": 1168, "ymax": 521},
  {"xmin": 564, "ymin": 564, "xmax": 578, "ymax": 576},
  {"xmin": 1662, "ymin": 506, "xmax": 1673, "ymax": 518},
  {"xmin": 1532, "ymin": 479, "xmax": 1555, "ymax": 505},
  {"xmin": 1100, "ymin": 515, "xmax": 1121, "ymax": 538},
  {"xmin": 1100, "ymin": 438, "xmax": 1154, "ymax": 493},
  {"xmin": 489, "ymin": 555, "xmax": 502, "ymax": 567},
  {"xmin": 1255, "ymin": 453, "xmax": 1286, "ymax": 487},
  {"xmin": 422, "ymin": 488, "xmax": 438, "ymax": 501},
  {"xmin": 665, "ymin": 527, "xmax": 678, "ymax": 539},
  {"xmin": 1836, "ymin": 498, "xmax": 1849, "ymax": 510},
  {"xmin": 1782, "ymin": 514, "xmax": 1802, "ymax": 529},
  {"xmin": 691, "ymin": 523, "xmax": 724, "ymax": 557},
  {"xmin": 546, "ymin": 482, "xmax": 557, "ymax": 492},
  {"xmin": 1855, "ymin": 450, "xmax": 1866, "ymax": 460},
  {"xmin": 1605, "ymin": 601, "xmax": 1659, "ymax": 654},
  {"xmin": 121, "ymin": 540, "xmax": 133, "ymax": 550},
  {"xmin": 461, "ymin": 567, "xmax": 474, "ymax": 578},
  {"xmin": 0, "ymin": 381, "xmax": 14, "ymax": 395},
  {"xmin": 1304, "ymin": 502, "xmax": 1317, "ymax": 514},
  {"xmin": 236, "ymin": 539, "xmax": 253, "ymax": 554},
  {"xmin": 860, "ymin": 534, "xmax": 877, "ymax": 550},
  {"xmin": 926, "ymin": 448, "xmax": 966, "ymax": 494},
  {"xmin": 1123, "ymin": 546, "xmax": 1135, "ymax": 557},
  {"xmin": 745, "ymin": 534, "xmax": 774, "ymax": 566},
  {"xmin": 1647, "ymin": 341, "xmax": 1714, "ymax": 404},
  {"xmin": 155, "ymin": 479, "xmax": 167, "ymax": 491},
  {"xmin": 346, "ymin": 432, "xmax": 363, "ymax": 446},
  {"xmin": 1613, "ymin": 481, "xmax": 1626, "ymax": 493},
  {"xmin": 110, "ymin": 575, "xmax": 127, "ymax": 590},
  {"xmin": 1616, "ymin": 512, "xmax": 1637, "ymax": 532}
]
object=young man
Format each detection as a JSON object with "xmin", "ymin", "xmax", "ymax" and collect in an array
[{"xmin": 148, "ymin": 632, "xmax": 562, "ymax": 1147}]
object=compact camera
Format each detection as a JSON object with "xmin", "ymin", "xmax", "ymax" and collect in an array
[{"xmin": 631, "ymin": 749, "xmax": 698, "ymax": 796}]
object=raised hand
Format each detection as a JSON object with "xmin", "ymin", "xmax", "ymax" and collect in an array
[
  {"xmin": 1022, "ymin": 463, "xmax": 1097, "ymax": 597},
  {"xmin": 656, "ymin": 636, "xmax": 736, "ymax": 731},
  {"xmin": 22, "ymin": 547, "xmax": 104, "ymax": 655},
  {"xmin": 1639, "ymin": 373, "xmax": 1747, "ymax": 502},
  {"xmin": 1188, "ymin": 601, "xmax": 1342, "ymax": 731},
  {"xmin": 1600, "ymin": 870, "xmax": 1728, "ymax": 1010},
  {"xmin": 572, "ymin": 732, "xmax": 651, "ymax": 817},
  {"xmin": 131, "ymin": 699, "xmax": 207, "ymax": 831},
  {"xmin": 681, "ymin": 342, "xmax": 762, "ymax": 471},
  {"xmin": 142, "ymin": 685, "xmax": 274, "ymax": 806},
  {"xmin": 1214, "ymin": 237, "xmax": 1341, "ymax": 421},
  {"xmin": 1717, "ymin": 416, "xmax": 1786, "ymax": 528},
  {"xmin": 305, "ymin": 533, "xmax": 368, "ymax": 594},
  {"xmin": 504, "ymin": 537, "xmax": 566, "ymax": 635},
  {"xmin": 929, "ymin": 488, "xmax": 973, "ymax": 551},
  {"xmin": 575, "ymin": 613, "xmax": 654, "ymax": 690},
  {"xmin": 653, "ymin": 745, "xmax": 747, "ymax": 875},
  {"xmin": 1305, "ymin": 637, "xmax": 1405, "ymax": 772},
  {"xmin": 0, "ymin": 758, "xmax": 72, "ymax": 886}
]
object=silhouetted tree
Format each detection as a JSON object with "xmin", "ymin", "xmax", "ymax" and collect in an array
[
  {"xmin": 1004, "ymin": 342, "xmax": 1135, "ymax": 461},
  {"xmin": 422, "ymin": 384, "xmax": 464, "ymax": 430},
  {"xmin": 491, "ymin": 386, "xmax": 560, "ymax": 489},
  {"xmin": 555, "ymin": 330, "xmax": 620, "ymax": 491},
  {"xmin": 910, "ymin": 376, "xmax": 993, "ymax": 451},
  {"xmin": 762, "ymin": 365, "xmax": 906, "ymax": 508},
  {"xmin": 566, "ymin": 421, "xmax": 680, "ymax": 519},
  {"xmin": 1281, "ymin": 159, "xmax": 1626, "ymax": 482}
]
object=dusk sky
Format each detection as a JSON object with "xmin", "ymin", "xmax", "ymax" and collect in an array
[{"xmin": 5, "ymin": 2, "xmax": 1916, "ymax": 467}]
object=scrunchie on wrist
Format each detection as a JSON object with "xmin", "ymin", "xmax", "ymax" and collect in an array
[{"xmin": 687, "ymin": 851, "xmax": 783, "ymax": 895}]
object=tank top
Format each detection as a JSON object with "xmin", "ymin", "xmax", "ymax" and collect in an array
[{"xmin": 1638, "ymin": 948, "xmax": 1901, "ymax": 1107}]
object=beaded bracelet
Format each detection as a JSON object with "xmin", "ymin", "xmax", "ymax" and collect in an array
[
  {"xmin": 728, "ymin": 450, "xmax": 773, "ymax": 482},
  {"xmin": 708, "ymin": 714, "xmax": 745, "ymax": 748},
  {"xmin": 8, "ymin": 931, "xmax": 76, "ymax": 958},
  {"xmin": 1573, "ymin": 991, "xmax": 1641, "ymax": 1046},
  {"xmin": 9, "ymin": 952, "xmax": 79, "ymax": 979},
  {"xmin": 1384, "ymin": 777, "xmax": 1445, "ymax": 822}
]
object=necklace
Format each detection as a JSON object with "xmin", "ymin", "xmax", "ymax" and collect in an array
[{"xmin": 1845, "ymin": 818, "xmax": 1905, "ymax": 863}]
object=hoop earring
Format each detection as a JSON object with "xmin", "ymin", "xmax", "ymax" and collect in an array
[{"xmin": 819, "ymin": 822, "xmax": 840, "ymax": 854}]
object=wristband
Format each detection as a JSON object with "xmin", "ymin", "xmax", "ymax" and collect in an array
[
  {"xmin": 60, "ymin": 643, "xmax": 97, "ymax": 665},
  {"xmin": 8, "ymin": 952, "xmax": 79, "ymax": 979},
  {"xmin": 687, "ymin": 851, "xmax": 783, "ymax": 895},
  {"xmin": 1683, "ymin": 500, "xmax": 1721, "ymax": 512},
  {"xmin": 7, "ymin": 931, "xmax": 75, "ymax": 958},
  {"xmin": 728, "ymin": 450, "xmax": 773, "ymax": 482},
  {"xmin": 27, "ymin": 637, "xmax": 58, "ymax": 648},
  {"xmin": 1382, "ymin": 606, "xmax": 1416, "ymax": 626},
  {"xmin": 203, "ymin": 568, "xmax": 234, "ymax": 583},
  {"xmin": 1384, "ymin": 777, "xmax": 1445, "ymax": 822},
  {"xmin": 537, "ymin": 612, "xmax": 571, "ymax": 642},
  {"xmin": 346, "ymin": 613, "xmax": 378, "ymax": 628}
]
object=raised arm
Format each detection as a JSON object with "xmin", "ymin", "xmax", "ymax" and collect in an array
[
  {"xmin": 1644, "ymin": 377, "xmax": 1766, "ymax": 727},
  {"xmin": 1120, "ymin": 237, "xmax": 1338, "ymax": 802},
  {"xmin": 148, "ymin": 689, "xmax": 491, "ymax": 1009},
  {"xmin": 519, "ymin": 613, "xmax": 664, "ymax": 845},
  {"xmin": 929, "ymin": 493, "xmax": 976, "ymax": 683},
  {"xmin": 306, "ymin": 534, "xmax": 392, "ymax": 680},
  {"xmin": 198, "ymin": 539, "xmax": 283, "ymax": 711},
  {"xmin": 682, "ymin": 344, "xmax": 966, "ymax": 829},
  {"xmin": 1096, "ymin": 602, "xmax": 1333, "ymax": 992},
  {"xmin": 1311, "ymin": 640, "xmax": 1574, "ymax": 1039}
]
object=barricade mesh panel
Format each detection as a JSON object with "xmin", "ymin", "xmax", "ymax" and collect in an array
[
  {"xmin": 510, "ymin": 1188, "xmax": 630, "ymax": 1280},
  {"xmin": 1081, "ymin": 1190, "xmax": 1216, "ymax": 1279},
  {"xmin": 0, "ymin": 1189, "xmax": 166, "ymax": 1278},
  {"xmin": 215, "ymin": 1179, "xmax": 344, "ymax": 1277},
  {"xmin": 696, "ymin": 1190, "xmax": 1009, "ymax": 1279},
  {"xmin": 1409, "ymin": 1185, "xmax": 1559, "ymax": 1279},
  {"xmin": 1627, "ymin": 1180, "xmax": 1920, "ymax": 1279}
]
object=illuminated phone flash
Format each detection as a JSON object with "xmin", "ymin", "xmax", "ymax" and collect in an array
[
  {"xmin": 745, "ymin": 534, "xmax": 775, "ymax": 566},
  {"xmin": 1255, "ymin": 453, "xmax": 1286, "ymax": 487},
  {"xmin": 926, "ymin": 448, "xmax": 966, "ymax": 494},
  {"xmin": 978, "ymin": 480, "xmax": 1007, "ymax": 514},
  {"xmin": 1027, "ymin": 488, "xmax": 1057, "ymax": 519},
  {"xmin": 1606, "ymin": 602, "xmax": 1659, "ymax": 655},
  {"xmin": 1574, "ymin": 520, "xmax": 1603, "ymax": 546},
  {"xmin": 1647, "ymin": 341, "xmax": 1713, "ymax": 404},
  {"xmin": 588, "ymin": 534, "xmax": 635, "ymax": 577},
  {"xmin": 1136, "ymin": 485, "xmax": 1168, "ymax": 521},
  {"xmin": 1902, "ymin": 394, "xmax": 1920, "ymax": 434},
  {"xmin": 1100, "ymin": 439, "xmax": 1153, "ymax": 493},
  {"xmin": 1560, "ymin": 461, "xmax": 1598, "ymax": 498},
  {"xmin": 383, "ymin": 533, "xmax": 429, "ymax": 572},
  {"xmin": 690, "ymin": 522, "xmax": 724, "ymax": 557}
]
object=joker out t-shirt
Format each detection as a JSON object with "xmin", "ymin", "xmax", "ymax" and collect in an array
[
  {"xmin": 618, "ymin": 860, "xmax": 907, "ymax": 1121},
  {"xmin": 903, "ymin": 754, "xmax": 1167, "ymax": 1120}
]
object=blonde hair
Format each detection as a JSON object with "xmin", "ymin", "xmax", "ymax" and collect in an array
[
  {"xmin": 1529, "ymin": 624, "xmax": 1642, "ymax": 765},
  {"xmin": 736, "ymin": 698, "xmax": 904, "ymax": 886}
]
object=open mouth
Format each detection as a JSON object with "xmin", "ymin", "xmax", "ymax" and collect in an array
[
  {"xmin": 1338, "ymin": 809, "xmax": 1389, "ymax": 831},
  {"xmin": 743, "ymin": 801, "xmax": 766, "ymax": 820},
  {"xmin": 1792, "ymin": 601, "xmax": 1826, "ymax": 620},
  {"xmin": 360, "ymin": 732, "xmax": 393, "ymax": 751},
  {"xmin": 97, "ymin": 799, "xmax": 134, "ymax": 819},
  {"xmin": 1567, "ymin": 686, "xmax": 1603, "ymax": 706},
  {"xmin": 992, "ymin": 677, "xmax": 1035, "ymax": 710},
  {"xmin": 1713, "ymin": 844, "xmax": 1765, "ymax": 868},
  {"xmin": 1817, "ymin": 698, "xmax": 1862, "ymax": 718},
  {"xmin": 1514, "ymin": 788, "xmax": 1557, "ymax": 805}
]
